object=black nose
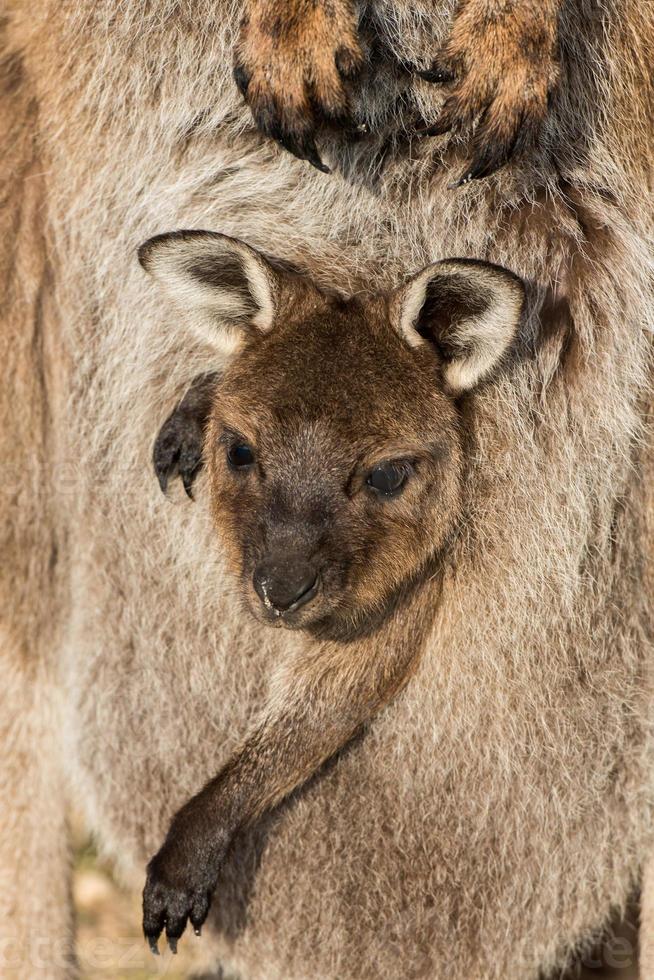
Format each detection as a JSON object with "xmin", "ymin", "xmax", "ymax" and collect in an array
[{"xmin": 252, "ymin": 558, "xmax": 319, "ymax": 615}]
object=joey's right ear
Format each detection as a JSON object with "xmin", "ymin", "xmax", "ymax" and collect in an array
[{"xmin": 138, "ymin": 230, "xmax": 277, "ymax": 353}]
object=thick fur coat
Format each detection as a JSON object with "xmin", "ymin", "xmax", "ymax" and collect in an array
[{"xmin": 1, "ymin": 1, "xmax": 654, "ymax": 977}]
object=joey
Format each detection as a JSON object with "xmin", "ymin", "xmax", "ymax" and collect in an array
[{"xmin": 140, "ymin": 229, "xmax": 525, "ymax": 952}]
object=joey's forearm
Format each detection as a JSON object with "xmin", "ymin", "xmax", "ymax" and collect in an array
[
  {"xmin": 144, "ymin": 609, "xmax": 430, "ymax": 951},
  {"xmin": 169, "ymin": 631, "xmax": 423, "ymax": 850}
]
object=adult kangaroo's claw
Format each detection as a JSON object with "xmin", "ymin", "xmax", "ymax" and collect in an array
[
  {"xmin": 234, "ymin": 0, "xmax": 363, "ymax": 171},
  {"xmin": 418, "ymin": 0, "xmax": 560, "ymax": 183}
]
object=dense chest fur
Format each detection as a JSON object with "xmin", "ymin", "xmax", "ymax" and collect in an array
[{"xmin": 3, "ymin": 1, "xmax": 654, "ymax": 978}]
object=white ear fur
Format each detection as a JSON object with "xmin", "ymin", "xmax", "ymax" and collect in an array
[
  {"xmin": 391, "ymin": 259, "xmax": 525, "ymax": 392},
  {"xmin": 138, "ymin": 230, "xmax": 276, "ymax": 353}
]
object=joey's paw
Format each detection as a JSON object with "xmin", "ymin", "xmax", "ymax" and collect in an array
[
  {"xmin": 142, "ymin": 846, "xmax": 214, "ymax": 955},
  {"xmin": 153, "ymin": 410, "xmax": 204, "ymax": 500},
  {"xmin": 234, "ymin": 0, "xmax": 363, "ymax": 171},
  {"xmin": 418, "ymin": 2, "xmax": 559, "ymax": 184}
]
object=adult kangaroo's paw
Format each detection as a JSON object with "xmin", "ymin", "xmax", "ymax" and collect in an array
[
  {"xmin": 419, "ymin": 0, "xmax": 560, "ymax": 185},
  {"xmin": 234, "ymin": 0, "xmax": 363, "ymax": 172}
]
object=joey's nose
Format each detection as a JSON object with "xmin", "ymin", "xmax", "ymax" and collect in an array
[{"xmin": 253, "ymin": 559, "xmax": 320, "ymax": 615}]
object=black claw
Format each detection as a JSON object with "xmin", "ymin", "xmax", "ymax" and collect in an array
[
  {"xmin": 275, "ymin": 129, "xmax": 330, "ymax": 174},
  {"xmin": 454, "ymin": 107, "xmax": 523, "ymax": 186},
  {"xmin": 165, "ymin": 910, "xmax": 189, "ymax": 953},
  {"xmin": 142, "ymin": 886, "xmax": 166, "ymax": 955},
  {"xmin": 449, "ymin": 153, "xmax": 498, "ymax": 188},
  {"xmin": 179, "ymin": 451, "xmax": 202, "ymax": 500},
  {"xmin": 416, "ymin": 65, "xmax": 455, "ymax": 85},
  {"xmin": 181, "ymin": 473, "xmax": 195, "ymax": 500},
  {"xmin": 448, "ymin": 169, "xmax": 475, "ymax": 189},
  {"xmin": 190, "ymin": 890, "xmax": 211, "ymax": 934},
  {"xmin": 415, "ymin": 94, "xmax": 460, "ymax": 138},
  {"xmin": 448, "ymin": 141, "xmax": 510, "ymax": 188},
  {"xmin": 246, "ymin": 83, "xmax": 331, "ymax": 174},
  {"xmin": 153, "ymin": 432, "xmax": 180, "ymax": 496},
  {"xmin": 304, "ymin": 141, "xmax": 331, "ymax": 174},
  {"xmin": 157, "ymin": 468, "xmax": 170, "ymax": 495},
  {"xmin": 233, "ymin": 62, "xmax": 251, "ymax": 97}
]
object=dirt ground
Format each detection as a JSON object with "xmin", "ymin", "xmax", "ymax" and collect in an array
[{"xmin": 73, "ymin": 828, "xmax": 639, "ymax": 980}]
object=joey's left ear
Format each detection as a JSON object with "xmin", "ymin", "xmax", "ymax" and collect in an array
[
  {"xmin": 391, "ymin": 259, "xmax": 526, "ymax": 392},
  {"xmin": 138, "ymin": 230, "xmax": 277, "ymax": 353}
]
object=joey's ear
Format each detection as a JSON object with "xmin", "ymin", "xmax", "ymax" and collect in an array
[
  {"xmin": 391, "ymin": 259, "xmax": 526, "ymax": 392},
  {"xmin": 138, "ymin": 230, "xmax": 277, "ymax": 353}
]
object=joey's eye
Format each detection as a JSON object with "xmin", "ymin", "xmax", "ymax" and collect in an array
[
  {"xmin": 227, "ymin": 443, "xmax": 255, "ymax": 469},
  {"xmin": 366, "ymin": 461, "xmax": 410, "ymax": 497}
]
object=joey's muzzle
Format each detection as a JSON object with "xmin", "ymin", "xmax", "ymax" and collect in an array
[{"xmin": 252, "ymin": 556, "xmax": 320, "ymax": 618}]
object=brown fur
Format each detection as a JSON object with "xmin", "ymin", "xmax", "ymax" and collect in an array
[
  {"xmin": 0, "ymin": 25, "xmax": 76, "ymax": 980},
  {"xmin": 140, "ymin": 251, "xmax": 498, "ymax": 948},
  {"xmin": 238, "ymin": 0, "xmax": 562, "ymax": 179},
  {"xmin": 1, "ymin": 0, "xmax": 654, "ymax": 977},
  {"xmin": 139, "ymin": 245, "xmax": 529, "ymax": 953},
  {"xmin": 424, "ymin": 0, "xmax": 561, "ymax": 181},
  {"xmin": 235, "ymin": 0, "xmax": 362, "ymax": 139}
]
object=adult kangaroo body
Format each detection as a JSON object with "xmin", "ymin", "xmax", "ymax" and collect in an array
[{"xmin": 2, "ymin": 1, "xmax": 654, "ymax": 978}]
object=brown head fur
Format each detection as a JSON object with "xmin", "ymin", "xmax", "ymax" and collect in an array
[{"xmin": 141, "ymin": 231, "xmax": 530, "ymax": 642}]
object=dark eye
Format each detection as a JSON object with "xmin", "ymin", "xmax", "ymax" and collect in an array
[
  {"xmin": 366, "ymin": 461, "xmax": 410, "ymax": 497},
  {"xmin": 227, "ymin": 443, "xmax": 255, "ymax": 469}
]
